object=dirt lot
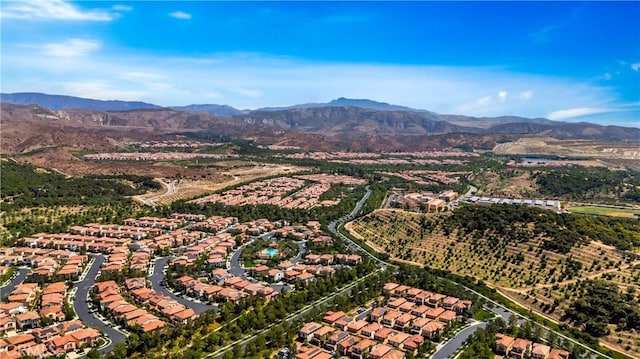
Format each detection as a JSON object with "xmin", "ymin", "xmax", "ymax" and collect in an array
[
  {"xmin": 493, "ymin": 136, "xmax": 640, "ymax": 169},
  {"xmin": 137, "ymin": 163, "xmax": 305, "ymax": 205}
]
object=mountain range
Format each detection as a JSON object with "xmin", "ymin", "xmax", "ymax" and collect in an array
[{"xmin": 2, "ymin": 92, "xmax": 639, "ymax": 155}]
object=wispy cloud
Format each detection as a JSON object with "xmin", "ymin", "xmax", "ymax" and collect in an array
[
  {"xmin": 547, "ymin": 107, "xmax": 620, "ymax": 121},
  {"xmin": 3, "ymin": 49, "xmax": 636, "ymax": 125},
  {"xmin": 531, "ymin": 24, "xmax": 561, "ymax": 44},
  {"xmin": 41, "ymin": 39, "xmax": 101, "ymax": 57},
  {"xmin": 518, "ymin": 91, "xmax": 533, "ymax": 100},
  {"xmin": 0, "ymin": 0, "xmax": 116, "ymax": 21},
  {"xmin": 632, "ymin": 63, "xmax": 640, "ymax": 72},
  {"xmin": 168, "ymin": 11, "xmax": 192, "ymax": 20},
  {"xmin": 112, "ymin": 5, "xmax": 133, "ymax": 12}
]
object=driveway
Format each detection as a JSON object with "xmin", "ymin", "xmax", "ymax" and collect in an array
[
  {"xmin": 148, "ymin": 257, "xmax": 218, "ymax": 314},
  {"xmin": 73, "ymin": 255, "xmax": 127, "ymax": 354},
  {"xmin": 0, "ymin": 267, "xmax": 29, "ymax": 297}
]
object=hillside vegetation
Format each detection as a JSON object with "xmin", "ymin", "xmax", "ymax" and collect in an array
[
  {"xmin": 348, "ymin": 206, "xmax": 640, "ymax": 356},
  {"xmin": 348, "ymin": 205, "xmax": 639, "ymax": 288},
  {"xmin": 1, "ymin": 159, "xmax": 160, "ymax": 209}
]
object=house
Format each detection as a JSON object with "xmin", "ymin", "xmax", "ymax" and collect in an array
[
  {"xmin": 437, "ymin": 310, "xmax": 457, "ymax": 323},
  {"xmin": 405, "ymin": 287, "xmax": 423, "ymax": 301},
  {"xmin": 398, "ymin": 301, "xmax": 415, "ymax": 313},
  {"xmin": 370, "ymin": 307, "xmax": 386, "ymax": 322},
  {"xmin": 267, "ymin": 269, "xmax": 284, "ymax": 282},
  {"xmin": 70, "ymin": 328, "xmax": 100, "ymax": 348},
  {"xmin": 6, "ymin": 333, "xmax": 35, "ymax": 351},
  {"xmin": 441, "ymin": 296, "xmax": 459, "ymax": 310},
  {"xmin": 410, "ymin": 317, "xmax": 430, "ymax": 335},
  {"xmin": 549, "ymin": 349, "xmax": 570, "ymax": 359},
  {"xmin": 336, "ymin": 335, "xmax": 359, "ymax": 356},
  {"xmin": 394, "ymin": 313, "xmax": 416, "ymax": 330},
  {"xmin": 421, "ymin": 321, "xmax": 444, "ymax": 339},
  {"xmin": 381, "ymin": 349, "xmax": 405, "ymax": 359},
  {"xmin": 374, "ymin": 327, "xmax": 394, "ymax": 343},
  {"xmin": 0, "ymin": 316, "xmax": 17, "ymax": 334},
  {"xmin": 410, "ymin": 305, "xmax": 430, "ymax": 318},
  {"xmin": 531, "ymin": 343, "xmax": 551, "ymax": 359},
  {"xmin": 309, "ymin": 326, "xmax": 335, "ymax": 346},
  {"xmin": 299, "ymin": 322, "xmax": 322, "ymax": 341},
  {"xmin": 349, "ymin": 338, "xmax": 376, "ymax": 359},
  {"xmin": 381, "ymin": 310, "xmax": 401, "ymax": 327},
  {"xmin": 402, "ymin": 335, "xmax": 424, "ymax": 354},
  {"xmin": 40, "ymin": 305, "xmax": 65, "ymax": 322},
  {"xmin": 369, "ymin": 343, "xmax": 393, "ymax": 359},
  {"xmin": 296, "ymin": 272, "xmax": 315, "ymax": 285},
  {"xmin": 172, "ymin": 309, "xmax": 197, "ymax": 325},
  {"xmin": 324, "ymin": 331, "xmax": 349, "ymax": 351},
  {"xmin": 387, "ymin": 297, "xmax": 407, "ymax": 309},
  {"xmin": 49, "ymin": 333, "xmax": 77, "ymax": 354},
  {"xmin": 361, "ymin": 322, "xmax": 382, "ymax": 338},
  {"xmin": 425, "ymin": 307, "xmax": 445, "ymax": 320},
  {"xmin": 322, "ymin": 311, "xmax": 345, "ymax": 325},
  {"xmin": 427, "ymin": 293, "xmax": 445, "ymax": 307},
  {"xmin": 383, "ymin": 283, "xmax": 400, "ymax": 295},
  {"xmin": 387, "ymin": 331, "xmax": 411, "ymax": 349},
  {"xmin": 334, "ymin": 316, "xmax": 354, "ymax": 331},
  {"xmin": 495, "ymin": 334, "xmax": 515, "ymax": 354},
  {"xmin": 509, "ymin": 338, "xmax": 532, "ymax": 359},
  {"xmin": 16, "ymin": 311, "xmax": 41, "ymax": 329},
  {"xmin": 20, "ymin": 342, "xmax": 48, "ymax": 359},
  {"xmin": 346, "ymin": 319, "xmax": 368, "ymax": 334}
]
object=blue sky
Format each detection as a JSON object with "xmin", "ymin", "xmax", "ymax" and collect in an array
[{"xmin": 1, "ymin": 1, "xmax": 639, "ymax": 126}]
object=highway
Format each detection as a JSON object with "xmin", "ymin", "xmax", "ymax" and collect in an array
[
  {"xmin": 0, "ymin": 268, "xmax": 29, "ymax": 298},
  {"xmin": 148, "ymin": 257, "xmax": 218, "ymax": 314},
  {"xmin": 328, "ymin": 186, "xmax": 395, "ymax": 270},
  {"xmin": 73, "ymin": 255, "xmax": 127, "ymax": 354}
]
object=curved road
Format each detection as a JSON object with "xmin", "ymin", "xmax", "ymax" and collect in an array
[
  {"xmin": 73, "ymin": 255, "xmax": 127, "ymax": 354},
  {"xmin": 430, "ymin": 321, "xmax": 486, "ymax": 359},
  {"xmin": 148, "ymin": 257, "xmax": 218, "ymax": 314},
  {"xmin": 0, "ymin": 268, "xmax": 30, "ymax": 298}
]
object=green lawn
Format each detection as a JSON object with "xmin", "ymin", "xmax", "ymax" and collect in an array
[
  {"xmin": 472, "ymin": 309, "xmax": 496, "ymax": 321},
  {"xmin": 569, "ymin": 206, "xmax": 640, "ymax": 217}
]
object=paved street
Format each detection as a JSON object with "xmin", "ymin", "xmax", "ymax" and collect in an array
[
  {"xmin": 0, "ymin": 267, "xmax": 29, "ymax": 297},
  {"xmin": 73, "ymin": 255, "xmax": 127, "ymax": 354},
  {"xmin": 148, "ymin": 257, "xmax": 218, "ymax": 314},
  {"xmin": 430, "ymin": 321, "xmax": 486, "ymax": 359},
  {"xmin": 228, "ymin": 245, "xmax": 247, "ymax": 277}
]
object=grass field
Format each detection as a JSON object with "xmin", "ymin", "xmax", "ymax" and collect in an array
[{"xmin": 569, "ymin": 206, "xmax": 640, "ymax": 218}]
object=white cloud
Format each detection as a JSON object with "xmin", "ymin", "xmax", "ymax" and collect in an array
[
  {"xmin": 1, "ymin": 0, "xmax": 116, "ymax": 21},
  {"xmin": 169, "ymin": 11, "xmax": 192, "ymax": 20},
  {"xmin": 112, "ymin": 5, "xmax": 133, "ymax": 12},
  {"xmin": 42, "ymin": 39, "xmax": 100, "ymax": 57},
  {"xmin": 603, "ymin": 72, "xmax": 612, "ymax": 80},
  {"xmin": 498, "ymin": 91, "xmax": 508, "ymax": 101},
  {"xmin": 518, "ymin": 91, "xmax": 533, "ymax": 100},
  {"xmin": 477, "ymin": 96, "xmax": 492, "ymax": 105},
  {"xmin": 3, "ymin": 49, "xmax": 637, "ymax": 125},
  {"xmin": 547, "ymin": 107, "xmax": 614, "ymax": 121},
  {"xmin": 632, "ymin": 63, "xmax": 640, "ymax": 72},
  {"xmin": 232, "ymin": 88, "xmax": 262, "ymax": 98},
  {"xmin": 60, "ymin": 81, "xmax": 148, "ymax": 101}
]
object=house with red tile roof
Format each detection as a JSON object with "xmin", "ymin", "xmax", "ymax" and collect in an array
[{"xmin": 369, "ymin": 343, "xmax": 393, "ymax": 359}]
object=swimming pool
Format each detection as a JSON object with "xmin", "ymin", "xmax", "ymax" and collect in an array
[{"xmin": 264, "ymin": 248, "xmax": 279, "ymax": 257}]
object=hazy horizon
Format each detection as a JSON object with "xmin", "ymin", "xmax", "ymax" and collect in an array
[{"xmin": 2, "ymin": 1, "xmax": 639, "ymax": 127}]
